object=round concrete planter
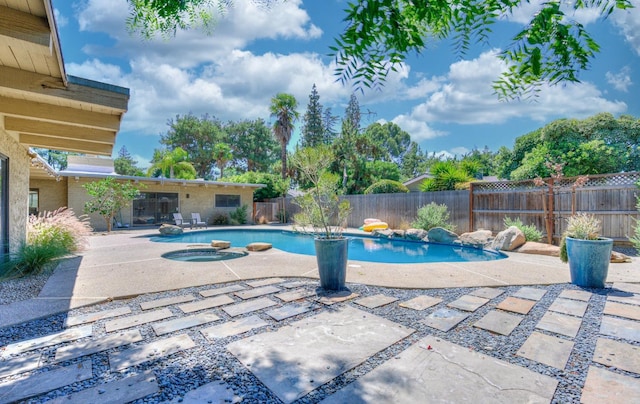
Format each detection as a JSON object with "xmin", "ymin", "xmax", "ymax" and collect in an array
[
  {"xmin": 566, "ymin": 236, "xmax": 613, "ymax": 288},
  {"xmin": 315, "ymin": 238, "xmax": 348, "ymax": 291}
]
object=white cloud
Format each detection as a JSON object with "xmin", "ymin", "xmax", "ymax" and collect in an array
[
  {"xmin": 391, "ymin": 115, "xmax": 446, "ymax": 142},
  {"xmin": 66, "ymin": 0, "xmax": 347, "ymax": 137},
  {"xmin": 450, "ymin": 147, "xmax": 470, "ymax": 156},
  {"xmin": 132, "ymin": 154, "xmax": 151, "ymax": 170},
  {"xmin": 432, "ymin": 150, "xmax": 454, "ymax": 160},
  {"xmin": 399, "ymin": 50, "xmax": 627, "ymax": 127},
  {"xmin": 76, "ymin": 0, "xmax": 321, "ymax": 68},
  {"xmin": 505, "ymin": 1, "xmax": 602, "ymax": 25},
  {"xmin": 606, "ymin": 66, "xmax": 633, "ymax": 92},
  {"xmin": 611, "ymin": 0, "xmax": 640, "ymax": 55},
  {"xmin": 53, "ymin": 8, "xmax": 68, "ymax": 27}
]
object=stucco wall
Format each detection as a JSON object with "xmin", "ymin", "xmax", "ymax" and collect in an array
[
  {"xmin": 65, "ymin": 177, "xmax": 256, "ymax": 231},
  {"xmin": 0, "ymin": 129, "xmax": 29, "ymax": 254},
  {"xmin": 29, "ymin": 177, "xmax": 68, "ymax": 214}
]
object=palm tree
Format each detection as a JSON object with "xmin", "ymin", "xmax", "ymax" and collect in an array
[
  {"xmin": 269, "ymin": 93, "xmax": 299, "ymax": 179},
  {"xmin": 147, "ymin": 147, "xmax": 197, "ymax": 179},
  {"xmin": 212, "ymin": 143, "xmax": 232, "ymax": 179}
]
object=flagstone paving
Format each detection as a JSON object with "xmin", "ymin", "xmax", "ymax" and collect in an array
[
  {"xmin": 1, "ymin": 277, "xmax": 640, "ymax": 403},
  {"xmin": 517, "ymin": 331, "xmax": 575, "ymax": 369}
]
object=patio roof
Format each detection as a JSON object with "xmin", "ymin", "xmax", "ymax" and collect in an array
[{"xmin": 0, "ymin": 0, "xmax": 129, "ymax": 156}]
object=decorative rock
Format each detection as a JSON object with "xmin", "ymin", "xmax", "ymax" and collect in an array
[
  {"xmin": 372, "ymin": 229, "xmax": 394, "ymax": 238},
  {"xmin": 459, "ymin": 229, "xmax": 493, "ymax": 248},
  {"xmin": 405, "ymin": 228, "xmax": 427, "ymax": 241},
  {"xmin": 427, "ymin": 227, "xmax": 459, "ymax": 244},
  {"xmin": 391, "ymin": 229, "xmax": 406, "ymax": 238},
  {"xmin": 514, "ymin": 242, "xmax": 560, "ymax": 257},
  {"xmin": 491, "ymin": 226, "xmax": 526, "ymax": 251},
  {"xmin": 611, "ymin": 251, "xmax": 632, "ymax": 263},
  {"xmin": 246, "ymin": 242, "xmax": 272, "ymax": 251},
  {"xmin": 159, "ymin": 224, "xmax": 183, "ymax": 236},
  {"xmin": 211, "ymin": 240, "xmax": 231, "ymax": 249}
]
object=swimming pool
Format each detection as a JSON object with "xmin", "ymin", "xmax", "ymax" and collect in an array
[{"xmin": 151, "ymin": 229, "xmax": 506, "ymax": 264}]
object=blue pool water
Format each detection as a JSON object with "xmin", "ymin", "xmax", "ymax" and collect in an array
[{"xmin": 151, "ymin": 229, "xmax": 506, "ymax": 264}]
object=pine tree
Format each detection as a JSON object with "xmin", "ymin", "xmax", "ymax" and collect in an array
[
  {"xmin": 114, "ymin": 146, "xmax": 144, "ymax": 176},
  {"xmin": 301, "ymin": 84, "xmax": 324, "ymax": 148},
  {"xmin": 344, "ymin": 93, "xmax": 361, "ymax": 134},
  {"xmin": 322, "ymin": 107, "xmax": 338, "ymax": 145}
]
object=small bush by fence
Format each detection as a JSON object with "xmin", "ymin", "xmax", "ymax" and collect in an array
[{"xmin": 263, "ymin": 171, "xmax": 639, "ymax": 244}]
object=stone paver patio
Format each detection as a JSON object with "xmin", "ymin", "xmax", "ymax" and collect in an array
[{"xmin": 0, "ymin": 228, "xmax": 639, "ymax": 403}]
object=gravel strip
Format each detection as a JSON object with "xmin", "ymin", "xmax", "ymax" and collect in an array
[
  {"xmin": 1, "ymin": 276, "xmax": 635, "ymax": 404},
  {"xmin": 0, "ymin": 272, "xmax": 51, "ymax": 305}
]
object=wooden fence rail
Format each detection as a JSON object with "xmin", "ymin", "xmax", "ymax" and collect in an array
[{"xmin": 264, "ymin": 171, "xmax": 640, "ymax": 244}]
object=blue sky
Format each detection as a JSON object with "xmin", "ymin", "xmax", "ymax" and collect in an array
[{"xmin": 52, "ymin": 0, "xmax": 640, "ymax": 169}]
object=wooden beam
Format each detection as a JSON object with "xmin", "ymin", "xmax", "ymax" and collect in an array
[
  {"xmin": 19, "ymin": 133, "xmax": 113, "ymax": 156},
  {"xmin": 0, "ymin": 5, "xmax": 51, "ymax": 51},
  {"xmin": 0, "ymin": 95, "xmax": 122, "ymax": 131},
  {"xmin": 0, "ymin": 65, "xmax": 129, "ymax": 111},
  {"xmin": 5, "ymin": 116, "xmax": 116, "ymax": 144}
]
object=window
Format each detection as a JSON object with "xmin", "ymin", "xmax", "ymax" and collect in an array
[
  {"xmin": 215, "ymin": 194, "xmax": 241, "ymax": 208},
  {"xmin": 0, "ymin": 154, "xmax": 8, "ymax": 256},
  {"xmin": 29, "ymin": 189, "xmax": 39, "ymax": 216}
]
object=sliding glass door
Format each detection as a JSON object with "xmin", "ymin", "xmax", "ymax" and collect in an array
[{"xmin": 132, "ymin": 192, "xmax": 179, "ymax": 226}]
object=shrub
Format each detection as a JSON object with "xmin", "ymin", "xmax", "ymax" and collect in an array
[
  {"xmin": 412, "ymin": 202, "xmax": 455, "ymax": 232},
  {"xmin": 503, "ymin": 217, "xmax": 542, "ymax": 242},
  {"xmin": 364, "ymin": 180, "xmax": 409, "ymax": 194},
  {"xmin": 212, "ymin": 213, "xmax": 229, "ymax": 225},
  {"xmin": 230, "ymin": 205, "xmax": 248, "ymax": 225},
  {"xmin": 1, "ymin": 208, "xmax": 91, "ymax": 279}
]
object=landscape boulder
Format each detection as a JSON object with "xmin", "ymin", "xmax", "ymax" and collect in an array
[
  {"xmin": 159, "ymin": 224, "xmax": 183, "ymax": 236},
  {"xmin": 514, "ymin": 242, "xmax": 560, "ymax": 257},
  {"xmin": 611, "ymin": 251, "xmax": 632, "ymax": 263},
  {"xmin": 459, "ymin": 229, "xmax": 493, "ymax": 248},
  {"xmin": 427, "ymin": 227, "xmax": 459, "ymax": 244},
  {"xmin": 405, "ymin": 228, "xmax": 428, "ymax": 241},
  {"xmin": 372, "ymin": 229, "xmax": 394, "ymax": 238},
  {"xmin": 491, "ymin": 226, "xmax": 526, "ymax": 251},
  {"xmin": 246, "ymin": 242, "xmax": 272, "ymax": 252},
  {"xmin": 211, "ymin": 240, "xmax": 231, "ymax": 249}
]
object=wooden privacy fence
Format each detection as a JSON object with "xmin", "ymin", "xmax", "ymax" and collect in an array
[
  {"xmin": 471, "ymin": 172, "xmax": 640, "ymax": 243},
  {"xmin": 265, "ymin": 171, "xmax": 639, "ymax": 244},
  {"xmin": 266, "ymin": 191, "xmax": 470, "ymax": 231}
]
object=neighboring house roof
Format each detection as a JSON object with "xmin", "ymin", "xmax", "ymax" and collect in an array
[
  {"xmin": 403, "ymin": 173, "xmax": 434, "ymax": 188},
  {"xmin": 0, "ymin": 0, "xmax": 129, "ymax": 156}
]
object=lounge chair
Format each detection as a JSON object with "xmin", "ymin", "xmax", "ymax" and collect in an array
[
  {"xmin": 173, "ymin": 213, "xmax": 190, "ymax": 228},
  {"xmin": 191, "ymin": 212, "xmax": 207, "ymax": 229}
]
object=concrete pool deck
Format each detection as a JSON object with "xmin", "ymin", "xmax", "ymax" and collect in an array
[{"xmin": 1, "ymin": 225, "xmax": 639, "ymax": 328}]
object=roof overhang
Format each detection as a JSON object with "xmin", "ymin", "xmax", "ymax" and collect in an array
[
  {"xmin": 0, "ymin": 0, "xmax": 129, "ymax": 156},
  {"xmin": 58, "ymin": 171, "xmax": 266, "ymax": 189}
]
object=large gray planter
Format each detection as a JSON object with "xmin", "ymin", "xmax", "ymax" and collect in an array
[
  {"xmin": 314, "ymin": 238, "xmax": 348, "ymax": 291},
  {"xmin": 566, "ymin": 236, "xmax": 613, "ymax": 288}
]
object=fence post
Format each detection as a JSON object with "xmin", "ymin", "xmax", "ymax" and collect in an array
[
  {"xmin": 546, "ymin": 179, "xmax": 555, "ymax": 245},
  {"xmin": 468, "ymin": 183, "xmax": 474, "ymax": 232}
]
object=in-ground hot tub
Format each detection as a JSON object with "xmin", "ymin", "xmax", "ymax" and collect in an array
[{"xmin": 161, "ymin": 248, "xmax": 247, "ymax": 262}]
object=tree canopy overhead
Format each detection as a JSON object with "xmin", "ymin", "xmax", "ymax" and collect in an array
[{"xmin": 126, "ymin": 0, "xmax": 633, "ymax": 99}]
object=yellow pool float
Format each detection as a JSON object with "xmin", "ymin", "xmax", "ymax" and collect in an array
[{"xmin": 362, "ymin": 221, "xmax": 388, "ymax": 232}]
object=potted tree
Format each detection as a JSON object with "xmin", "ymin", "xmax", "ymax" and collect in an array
[
  {"xmin": 560, "ymin": 213, "xmax": 613, "ymax": 288},
  {"xmin": 290, "ymin": 146, "xmax": 352, "ymax": 291}
]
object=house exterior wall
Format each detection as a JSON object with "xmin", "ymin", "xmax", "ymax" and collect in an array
[
  {"xmin": 30, "ymin": 177, "xmax": 68, "ymax": 214},
  {"xmin": 0, "ymin": 130, "xmax": 29, "ymax": 254},
  {"xmin": 65, "ymin": 177, "xmax": 256, "ymax": 231}
]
